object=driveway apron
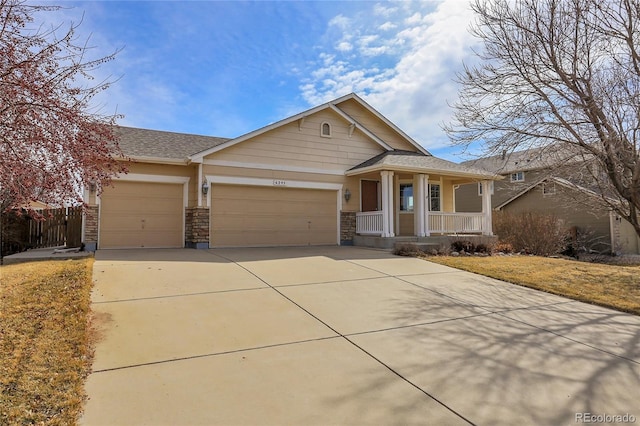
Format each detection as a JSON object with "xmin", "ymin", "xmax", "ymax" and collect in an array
[{"xmin": 81, "ymin": 247, "xmax": 640, "ymax": 425}]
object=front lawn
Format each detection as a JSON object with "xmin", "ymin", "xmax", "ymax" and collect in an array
[
  {"xmin": 426, "ymin": 255, "xmax": 640, "ymax": 315},
  {"xmin": 0, "ymin": 259, "xmax": 95, "ymax": 425}
]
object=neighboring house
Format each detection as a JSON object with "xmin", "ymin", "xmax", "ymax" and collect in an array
[
  {"xmin": 455, "ymin": 148, "xmax": 640, "ymax": 254},
  {"xmin": 83, "ymin": 93, "xmax": 499, "ymax": 250}
]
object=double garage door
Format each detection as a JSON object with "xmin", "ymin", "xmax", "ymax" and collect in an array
[
  {"xmin": 99, "ymin": 181, "xmax": 338, "ymax": 248},
  {"xmin": 211, "ymin": 185, "xmax": 338, "ymax": 247}
]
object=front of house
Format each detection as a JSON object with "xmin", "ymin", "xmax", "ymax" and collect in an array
[{"xmin": 83, "ymin": 94, "xmax": 498, "ymax": 250}]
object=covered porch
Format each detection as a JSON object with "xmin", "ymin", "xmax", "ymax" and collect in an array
[{"xmin": 344, "ymin": 151, "xmax": 498, "ymax": 244}]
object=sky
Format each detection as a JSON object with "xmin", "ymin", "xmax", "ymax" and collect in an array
[{"xmin": 42, "ymin": 0, "xmax": 483, "ymax": 162}]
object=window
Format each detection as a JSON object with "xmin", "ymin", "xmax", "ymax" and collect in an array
[
  {"xmin": 429, "ymin": 183, "xmax": 441, "ymax": 212},
  {"xmin": 478, "ymin": 181, "xmax": 494, "ymax": 196},
  {"xmin": 399, "ymin": 183, "xmax": 414, "ymax": 212},
  {"xmin": 510, "ymin": 171, "xmax": 525, "ymax": 182},
  {"xmin": 321, "ymin": 122, "xmax": 332, "ymax": 137},
  {"xmin": 543, "ymin": 183, "xmax": 556, "ymax": 196}
]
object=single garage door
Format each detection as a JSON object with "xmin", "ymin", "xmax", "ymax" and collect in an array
[
  {"xmin": 211, "ymin": 185, "xmax": 337, "ymax": 247},
  {"xmin": 99, "ymin": 181, "xmax": 184, "ymax": 248}
]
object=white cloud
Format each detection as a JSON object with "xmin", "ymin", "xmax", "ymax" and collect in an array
[
  {"xmin": 336, "ymin": 41, "xmax": 353, "ymax": 52},
  {"xmin": 373, "ymin": 3, "xmax": 397, "ymax": 18},
  {"xmin": 379, "ymin": 22, "xmax": 397, "ymax": 31},
  {"xmin": 328, "ymin": 14, "xmax": 350, "ymax": 29},
  {"xmin": 300, "ymin": 0, "xmax": 480, "ymax": 153}
]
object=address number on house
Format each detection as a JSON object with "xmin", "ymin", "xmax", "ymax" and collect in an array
[{"xmin": 273, "ymin": 180, "xmax": 287, "ymax": 186}]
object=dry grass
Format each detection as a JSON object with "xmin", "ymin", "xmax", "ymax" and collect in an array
[
  {"xmin": 0, "ymin": 259, "xmax": 95, "ymax": 425},
  {"xmin": 426, "ymin": 255, "xmax": 640, "ymax": 315}
]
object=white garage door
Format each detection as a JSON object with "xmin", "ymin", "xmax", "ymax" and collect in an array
[
  {"xmin": 99, "ymin": 181, "xmax": 184, "ymax": 248},
  {"xmin": 211, "ymin": 185, "xmax": 337, "ymax": 247}
]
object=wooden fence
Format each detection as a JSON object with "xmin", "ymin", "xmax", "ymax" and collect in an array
[{"xmin": 0, "ymin": 206, "xmax": 83, "ymax": 257}]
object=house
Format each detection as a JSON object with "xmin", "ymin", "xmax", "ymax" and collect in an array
[
  {"xmin": 82, "ymin": 93, "xmax": 499, "ymax": 250},
  {"xmin": 455, "ymin": 148, "xmax": 640, "ymax": 255}
]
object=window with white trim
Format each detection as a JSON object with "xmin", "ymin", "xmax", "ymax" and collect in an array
[
  {"xmin": 321, "ymin": 122, "xmax": 332, "ymax": 137},
  {"xmin": 399, "ymin": 183, "xmax": 414, "ymax": 212},
  {"xmin": 510, "ymin": 171, "xmax": 525, "ymax": 182},
  {"xmin": 429, "ymin": 183, "xmax": 441, "ymax": 212}
]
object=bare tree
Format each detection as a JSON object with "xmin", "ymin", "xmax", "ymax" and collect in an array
[
  {"xmin": 445, "ymin": 0, "xmax": 640, "ymax": 238},
  {"xmin": 0, "ymin": 0, "xmax": 125, "ymax": 214}
]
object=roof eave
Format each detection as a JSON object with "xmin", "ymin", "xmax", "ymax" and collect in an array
[
  {"xmin": 345, "ymin": 164, "xmax": 502, "ymax": 180},
  {"xmin": 190, "ymin": 93, "xmax": 433, "ymax": 161},
  {"xmin": 117, "ymin": 155, "xmax": 190, "ymax": 166},
  {"xmin": 344, "ymin": 93, "xmax": 431, "ymax": 156},
  {"xmin": 190, "ymin": 97, "xmax": 353, "ymax": 161}
]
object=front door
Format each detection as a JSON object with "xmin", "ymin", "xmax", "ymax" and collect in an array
[{"xmin": 361, "ymin": 180, "xmax": 379, "ymax": 212}]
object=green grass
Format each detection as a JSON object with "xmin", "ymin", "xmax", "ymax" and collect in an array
[
  {"xmin": 426, "ymin": 255, "xmax": 640, "ymax": 315},
  {"xmin": 0, "ymin": 259, "xmax": 95, "ymax": 425}
]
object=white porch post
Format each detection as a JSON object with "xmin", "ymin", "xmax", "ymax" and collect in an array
[
  {"xmin": 414, "ymin": 174, "xmax": 427, "ymax": 237},
  {"xmin": 481, "ymin": 180, "xmax": 493, "ymax": 236},
  {"xmin": 381, "ymin": 171, "xmax": 395, "ymax": 237}
]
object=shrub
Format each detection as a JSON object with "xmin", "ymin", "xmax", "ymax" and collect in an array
[
  {"xmin": 449, "ymin": 238, "xmax": 494, "ymax": 255},
  {"xmin": 392, "ymin": 244, "xmax": 423, "ymax": 257},
  {"xmin": 451, "ymin": 240, "xmax": 475, "ymax": 253},
  {"xmin": 493, "ymin": 241, "xmax": 514, "ymax": 253},
  {"xmin": 493, "ymin": 211, "xmax": 567, "ymax": 256}
]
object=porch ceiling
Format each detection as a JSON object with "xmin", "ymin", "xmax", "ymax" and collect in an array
[{"xmin": 345, "ymin": 150, "xmax": 502, "ymax": 181}]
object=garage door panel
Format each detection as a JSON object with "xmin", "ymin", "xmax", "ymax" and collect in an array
[
  {"xmin": 100, "ymin": 181, "xmax": 183, "ymax": 249},
  {"xmin": 211, "ymin": 185, "xmax": 337, "ymax": 247}
]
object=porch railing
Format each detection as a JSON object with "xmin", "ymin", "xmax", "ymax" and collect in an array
[
  {"xmin": 356, "ymin": 211, "xmax": 383, "ymax": 235},
  {"xmin": 355, "ymin": 211, "xmax": 485, "ymax": 236},
  {"xmin": 428, "ymin": 212, "xmax": 484, "ymax": 234}
]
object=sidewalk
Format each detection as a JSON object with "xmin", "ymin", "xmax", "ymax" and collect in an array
[{"xmin": 2, "ymin": 246, "xmax": 93, "ymax": 265}]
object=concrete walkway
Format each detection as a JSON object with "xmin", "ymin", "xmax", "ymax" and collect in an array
[{"xmin": 81, "ymin": 247, "xmax": 640, "ymax": 425}]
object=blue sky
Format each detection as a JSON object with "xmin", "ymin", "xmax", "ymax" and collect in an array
[{"xmin": 46, "ymin": 1, "xmax": 481, "ymax": 161}]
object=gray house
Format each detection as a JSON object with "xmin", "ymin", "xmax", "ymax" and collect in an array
[{"xmin": 455, "ymin": 148, "xmax": 640, "ymax": 255}]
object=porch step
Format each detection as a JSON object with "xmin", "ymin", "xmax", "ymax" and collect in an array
[{"xmin": 353, "ymin": 235, "xmax": 450, "ymax": 250}]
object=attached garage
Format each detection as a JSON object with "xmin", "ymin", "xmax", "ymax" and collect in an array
[
  {"xmin": 210, "ymin": 184, "xmax": 338, "ymax": 247},
  {"xmin": 99, "ymin": 179, "xmax": 186, "ymax": 249}
]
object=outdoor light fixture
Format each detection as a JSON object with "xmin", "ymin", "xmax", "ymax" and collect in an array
[
  {"xmin": 202, "ymin": 179, "xmax": 209, "ymax": 195},
  {"xmin": 344, "ymin": 188, "xmax": 351, "ymax": 202}
]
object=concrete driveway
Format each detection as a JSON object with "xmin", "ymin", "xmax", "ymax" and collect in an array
[{"xmin": 81, "ymin": 247, "xmax": 640, "ymax": 425}]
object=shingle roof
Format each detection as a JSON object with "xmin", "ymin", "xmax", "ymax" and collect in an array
[
  {"xmin": 115, "ymin": 126, "xmax": 230, "ymax": 161},
  {"xmin": 461, "ymin": 145, "xmax": 581, "ymax": 174},
  {"xmin": 348, "ymin": 150, "xmax": 499, "ymax": 179}
]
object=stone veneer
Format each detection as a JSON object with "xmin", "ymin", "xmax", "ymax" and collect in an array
[
  {"xmin": 340, "ymin": 211, "xmax": 356, "ymax": 245},
  {"xmin": 83, "ymin": 205, "xmax": 99, "ymax": 251},
  {"xmin": 185, "ymin": 207, "xmax": 210, "ymax": 249}
]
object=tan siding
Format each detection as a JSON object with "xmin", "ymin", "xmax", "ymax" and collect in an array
[
  {"xmin": 210, "ymin": 185, "xmax": 337, "ymax": 247},
  {"xmin": 343, "ymin": 176, "xmax": 361, "ymax": 213},
  {"xmin": 442, "ymin": 179, "xmax": 455, "ymax": 212},
  {"xmin": 99, "ymin": 181, "xmax": 183, "ymax": 248},
  {"xmin": 335, "ymin": 99, "xmax": 418, "ymax": 152},
  {"xmin": 203, "ymin": 165, "xmax": 345, "ymax": 184},
  {"xmin": 207, "ymin": 109, "xmax": 384, "ymax": 171},
  {"xmin": 116, "ymin": 162, "xmax": 198, "ymax": 207}
]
